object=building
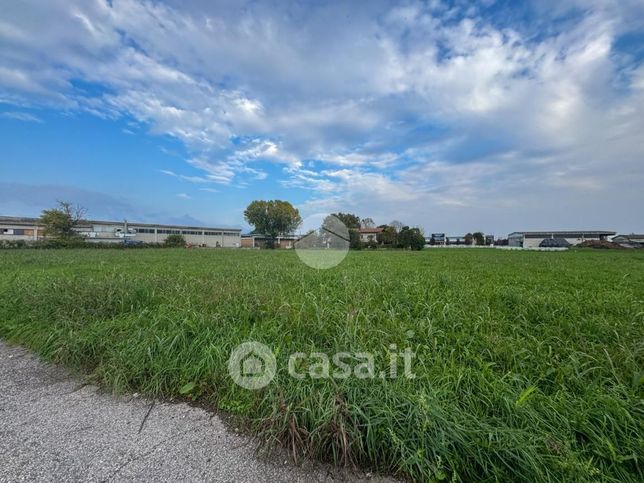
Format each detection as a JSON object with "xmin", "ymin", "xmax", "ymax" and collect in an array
[
  {"xmin": 446, "ymin": 235, "xmax": 468, "ymax": 245},
  {"xmin": 426, "ymin": 234, "xmax": 491, "ymax": 246},
  {"xmin": 538, "ymin": 237, "xmax": 571, "ymax": 248},
  {"xmin": 240, "ymin": 233, "xmax": 299, "ymax": 249},
  {"xmin": 612, "ymin": 234, "xmax": 644, "ymax": 248},
  {"xmin": 507, "ymin": 231, "xmax": 615, "ymax": 248},
  {"xmin": 358, "ymin": 227, "xmax": 383, "ymax": 243},
  {"xmin": 429, "ymin": 233, "xmax": 446, "ymax": 246},
  {"xmin": 0, "ymin": 216, "xmax": 241, "ymax": 247}
]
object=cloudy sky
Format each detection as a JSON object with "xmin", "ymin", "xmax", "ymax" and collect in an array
[{"xmin": 1, "ymin": 0, "xmax": 643, "ymax": 235}]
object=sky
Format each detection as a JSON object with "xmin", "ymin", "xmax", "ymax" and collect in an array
[{"xmin": 1, "ymin": 0, "xmax": 643, "ymax": 236}]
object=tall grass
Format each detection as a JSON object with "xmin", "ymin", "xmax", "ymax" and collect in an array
[{"xmin": 0, "ymin": 248, "xmax": 642, "ymax": 481}]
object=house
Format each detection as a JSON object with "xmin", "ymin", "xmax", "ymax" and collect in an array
[
  {"xmin": 507, "ymin": 231, "xmax": 615, "ymax": 248},
  {"xmin": 446, "ymin": 235, "xmax": 467, "ymax": 245},
  {"xmin": 358, "ymin": 227, "xmax": 383, "ymax": 243}
]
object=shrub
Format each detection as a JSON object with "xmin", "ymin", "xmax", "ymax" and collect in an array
[{"xmin": 164, "ymin": 234, "xmax": 186, "ymax": 247}]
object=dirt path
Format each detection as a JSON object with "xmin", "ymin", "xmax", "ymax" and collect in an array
[{"xmin": 0, "ymin": 341, "xmax": 389, "ymax": 482}]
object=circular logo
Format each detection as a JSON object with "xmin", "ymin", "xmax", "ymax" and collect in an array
[
  {"xmin": 228, "ymin": 341, "xmax": 276, "ymax": 390},
  {"xmin": 294, "ymin": 213, "xmax": 350, "ymax": 269}
]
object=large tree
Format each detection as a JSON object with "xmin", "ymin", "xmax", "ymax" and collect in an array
[
  {"xmin": 40, "ymin": 201, "xmax": 87, "ymax": 240},
  {"xmin": 331, "ymin": 212, "xmax": 360, "ymax": 230},
  {"xmin": 389, "ymin": 220, "xmax": 404, "ymax": 233},
  {"xmin": 377, "ymin": 224, "xmax": 397, "ymax": 247},
  {"xmin": 329, "ymin": 212, "xmax": 362, "ymax": 249},
  {"xmin": 360, "ymin": 217, "xmax": 375, "ymax": 228},
  {"xmin": 244, "ymin": 200, "xmax": 302, "ymax": 248},
  {"xmin": 398, "ymin": 226, "xmax": 426, "ymax": 250},
  {"xmin": 472, "ymin": 231, "xmax": 485, "ymax": 246}
]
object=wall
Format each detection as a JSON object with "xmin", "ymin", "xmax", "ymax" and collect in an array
[
  {"xmin": 0, "ymin": 223, "xmax": 39, "ymax": 241},
  {"xmin": 1, "ymin": 221, "xmax": 240, "ymax": 247},
  {"xmin": 523, "ymin": 236, "xmax": 603, "ymax": 248}
]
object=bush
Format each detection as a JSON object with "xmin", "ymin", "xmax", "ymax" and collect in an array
[
  {"xmin": 0, "ymin": 240, "xmax": 28, "ymax": 249},
  {"xmin": 163, "ymin": 234, "xmax": 186, "ymax": 247},
  {"xmin": 349, "ymin": 230, "xmax": 363, "ymax": 250},
  {"xmin": 398, "ymin": 227, "xmax": 425, "ymax": 250},
  {"xmin": 0, "ymin": 239, "xmax": 165, "ymax": 250}
]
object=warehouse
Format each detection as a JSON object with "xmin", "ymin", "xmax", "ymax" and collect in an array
[
  {"xmin": 240, "ymin": 233, "xmax": 299, "ymax": 249},
  {"xmin": 507, "ymin": 230, "xmax": 615, "ymax": 248},
  {"xmin": 0, "ymin": 216, "xmax": 241, "ymax": 247}
]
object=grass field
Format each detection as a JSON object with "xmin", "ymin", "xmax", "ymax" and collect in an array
[{"xmin": 0, "ymin": 248, "xmax": 642, "ymax": 481}]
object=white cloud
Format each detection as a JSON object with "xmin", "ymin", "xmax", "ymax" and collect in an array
[
  {"xmin": 0, "ymin": 0, "xmax": 642, "ymax": 232},
  {"xmin": 0, "ymin": 111, "xmax": 42, "ymax": 122}
]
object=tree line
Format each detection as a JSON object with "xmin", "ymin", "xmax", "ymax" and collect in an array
[
  {"xmin": 244, "ymin": 201, "xmax": 427, "ymax": 250},
  {"xmin": 18, "ymin": 199, "xmax": 482, "ymax": 251}
]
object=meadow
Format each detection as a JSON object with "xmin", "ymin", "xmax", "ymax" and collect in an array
[{"xmin": 0, "ymin": 248, "xmax": 642, "ymax": 481}]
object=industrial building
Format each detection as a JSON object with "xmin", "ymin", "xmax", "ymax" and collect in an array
[
  {"xmin": 0, "ymin": 216, "xmax": 241, "ymax": 247},
  {"xmin": 240, "ymin": 233, "xmax": 299, "ymax": 249},
  {"xmin": 507, "ymin": 231, "xmax": 615, "ymax": 248},
  {"xmin": 612, "ymin": 234, "xmax": 644, "ymax": 248}
]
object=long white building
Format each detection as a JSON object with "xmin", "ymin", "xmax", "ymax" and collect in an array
[
  {"xmin": 507, "ymin": 230, "xmax": 615, "ymax": 248},
  {"xmin": 0, "ymin": 216, "xmax": 241, "ymax": 247}
]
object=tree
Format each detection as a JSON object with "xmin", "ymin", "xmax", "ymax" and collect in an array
[
  {"xmin": 377, "ymin": 225, "xmax": 397, "ymax": 247},
  {"xmin": 244, "ymin": 200, "xmax": 302, "ymax": 248},
  {"xmin": 464, "ymin": 233, "xmax": 473, "ymax": 246},
  {"xmin": 398, "ymin": 226, "xmax": 425, "ymax": 250},
  {"xmin": 164, "ymin": 234, "xmax": 186, "ymax": 247},
  {"xmin": 389, "ymin": 220, "xmax": 404, "ymax": 233},
  {"xmin": 349, "ymin": 230, "xmax": 362, "ymax": 250},
  {"xmin": 360, "ymin": 217, "xmax": 375, "ymax": 228},
  {"xmin": 473, "ymin": 232, "xmax": 485, "ymax": 246},
  {"xmin": 329, "ymin": 212, "xmax": 363, "ymax": 249},
  {"xmin": 331, "ymin": 212, "xmax": 360, "ymax": 230},
  {"xmin": 40, "ymin": 201, "xmax": 87, "ymax": 240}
]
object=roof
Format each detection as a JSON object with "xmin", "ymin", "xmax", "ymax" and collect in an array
[
  {"xmin": 357, "ymin": 227, "xmax": 384, "ymax": 233},
  {"xmin": 614, "ymin": 234, "xmax": 644, "ymax": 240},
  {"xmin": 509, "ymin": 230, "xmax": 616, "ymax": 237},
  {"xmin": 0, "ymin": 215, "xmax": 240, "ymax": 232}
]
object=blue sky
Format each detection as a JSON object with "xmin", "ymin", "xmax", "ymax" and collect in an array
[{"xmin": 1, "ymin": 0, "xmax": 643, "ymax": 235}]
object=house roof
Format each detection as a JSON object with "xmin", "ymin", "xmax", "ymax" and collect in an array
[{"xmin": 357, "ymin": 227, "xmax": 384, "ymax": 233}]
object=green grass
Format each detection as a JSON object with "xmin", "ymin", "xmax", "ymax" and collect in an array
[{"xmin": 0, "ymin": 248, "xmax": 642, "ymax": 481}]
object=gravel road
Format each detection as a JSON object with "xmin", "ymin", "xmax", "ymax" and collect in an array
[{"xmin": 0, "ymin": 341, "xmax": 392, "ymax": 482}]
